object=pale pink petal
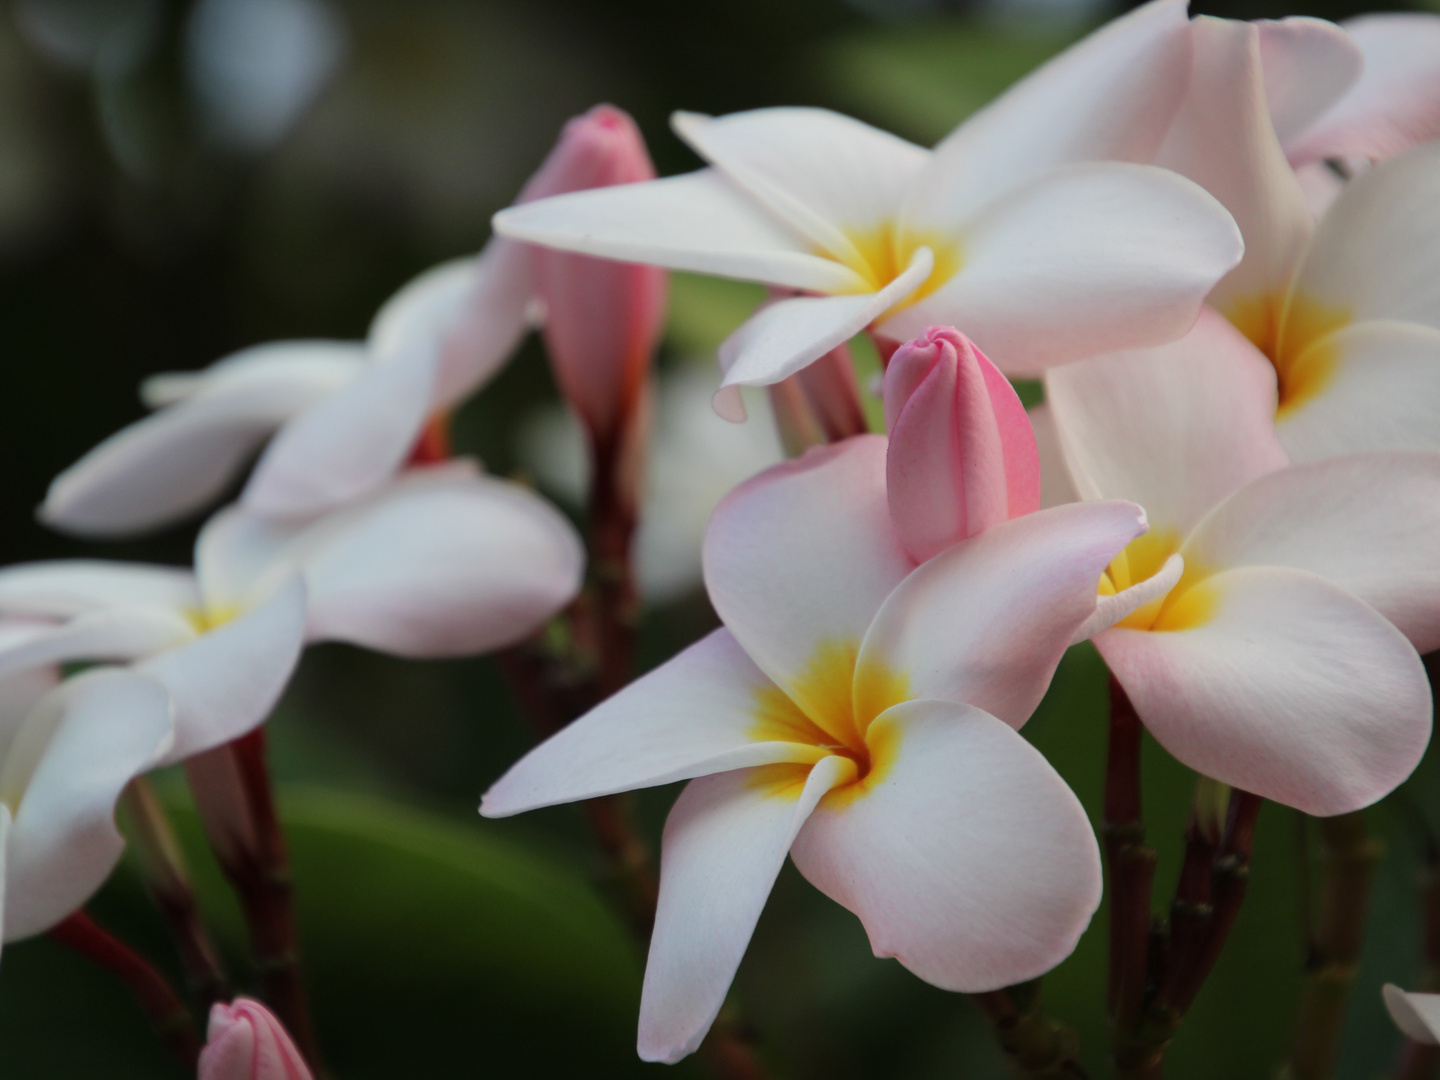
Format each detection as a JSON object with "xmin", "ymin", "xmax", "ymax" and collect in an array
[
  {"xmin": 886, "ymin": 164, "xmax": 1242, "ymax": 375},
  {"xmin": 493, "ymin": 169, "xmax": 866, "ymax": 295},
  {"xmin": 1045, "ymin": 309, "xmax": 1288, "ymax": 539},
  {"xmin": 1156, "ymin": 17, "xmax": 1314, "ymax": 318},
  {"xmin": 719, "ymin": 248, "xmax": 932, "ymax": 388},
  {"xmin": 1276, "ymin": 321, "xmax": 1440, "ymax": 462},
  {"xmin": 201, "ymin": 998, "xmax": 314, "ymax": 1080},
  {"xmin": 639, "ymin": 755, "xmax": 851, "ymax": 1063},
  {"xmin": 858, "ymin": 500, "xmax": 1146, "ymax": 728},
  {"xmin": 1097, "ymin": 566, "xmax": 1431, "ymax": 816},
  {"xmin": 1384, "ymin": 985, "xmax": 1440, "ymax": 1046},
  {"xmin": 1, "ymin": 669, "xmax": 173, "ymax": 940},
  {"xmin": 1181, "ymin": 452, "xmax": 1440, "ymax": 653},
  {"xmin": 672, "ymin": 108, "xmax": 928, "ymax": 262},
  {"xmin": 1294, "ymin": 161, "xmax": 1345, "ymax": 218},
  {"xmin": 790, "ymin": 700, "xmax": 1101, "ymax": 992},
  {"xmin": 138, "ymin": 575, "xmax": 307, "ymax": 763},
  {"xmin": 702, "ymin": 436, "xmax": 913, "ymax": 715},
  {"xmin": 0, "ymin": 608, "xmax": 196, "ymax": 683},
  {"xmin": 483, "ymin": 629, "xmax": 827, "ymax": 818},
  {"xmin": 241, "ymin": 346, "xmax": 437, "ymax": 520},
  {"xmin": 1256, "ymin": 17, "xmax": 1363, "ymax": 146},
  {"xmin": 1285, "ymin": 14, "xmax": 1440, "ymax": 166},
  {"xmin": 1288, "ymin": 142, "xmax": 1440, "ymax": 334},
  {"xmin": 902, "ymin": 0, "xmax": 1191, "ymax": 226},
  {"xmin": 1028, "ymin": 402, "xmax": 1078, "ymax": 509},
  {"xmin": 41, "ymin": 343, "xmax": 363, "ymax": 537},
  {"xmin": 0, "ymin": 562, "xmax": 199, "ymax": 619},
  {"xmin": 1071, "ymin": 553, "xmax": 1184, "ymax": 645}
]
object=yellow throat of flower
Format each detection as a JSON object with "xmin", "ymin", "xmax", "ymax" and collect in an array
[
  {"xmin": 1224, "ymin": 290, "xmax": 1350, "ymax": 418},
  {"xmin": 747, "ymin": 638, "xmax": 910, "ymax": 807},
  {"xmin": 1098, "ymin": 531, "xmax": 1218, "ymax": 633},
  {"xmin": 831, "ymin": 222, "xmax": 962, "ymax": 308}
]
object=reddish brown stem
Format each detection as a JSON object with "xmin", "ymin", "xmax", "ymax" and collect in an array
[
  {"xmin": 586, "ymin": 423, "xmax": 642, "ymax": 701},
  {"xmin": 1105, "ymin": 675, "xmax": 1156, "ymax": 1027},
  {"xmin": 796, "ymin": 343, "xmax": 869, "ymax": 441},
  {"xmin": 972, "ymin": 984, "xmax": 1090, "ymax": 1077},
  {"xmin": 50, "ymin": 911, "xmax": 202, "ymax": 1069}
]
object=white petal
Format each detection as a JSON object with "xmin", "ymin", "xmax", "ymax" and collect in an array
[
  {"xmin": 1097, "ymin": 565, "xmax": 1431, "ymax": 816},
  {"xmin": 493, "ymin": 169, "xmax": 865, "ymax": 295},
  {"xmin": 0, "ymin": 608, "xmax": 195, "ymax": 684},
  {"xmin": 672, "ymin": 108, "xmax": 928, "ymax": 262},
  {"xmin": 857, "ymin": 500, "xmax": 1145, "ymax": 728},
  {"xmin": 1071, "ymin": 553, "xmax": 1184, "ymax": 645},
  {"xmin": 719, "ymin": 247, "xmax": 932, "ymax": 388},
  {"xmin": 42, "ymin": 342, "xmax": 363, "ymax": 537},
  {"xmin": 1182, "ymin": 452, "xmax": 1440, "ymax": 653},
  {"xmin": 638, "ymin": 756, "xmax": 851, "ymax": 1063},
  {"xmin": 1276, "ymin": 320, "xmax": 1440, "ymax": 462},
  {"xmin": 0, "ymin": 562, "xmax": 200, "ymax": 619},
  {"xmin": 1285, "ymin": 14, "xmax": 1440, "ymax": 165},
  {"xmin": 138, "ymin": 574, "xmax": 307, "ymax": 763},
  {"xmin": 1, "ymin": 669, "xmax": 173, "ymax": 940},
  {"xmin": 1288, "ymin": 142, "xmax": 1440, "ymax": 334},
  {"xmin": 1257, "ymin": 17, "xmax": 1363, "ymax": 146},
  {"xmin": 482, "ymin": 629, "xmax": 827, "ymax": 818},
  {"xmin": 1045, "ymin": 310, "xmax": 1288, "ymax": 538},
  {"xmin": 1384, "ymin": 985, "xmax": 1440, "ymax": 1045},
  {"xmin": 903, "ymin": 0, "xmax": 1191, "ymax": 225},
  {"xmin": 1156, "ymin": 17, "xmax": 1314, "ymax": 317},
  {"xmin": 790, "ymin": 700, "xmax": 1101, "ymax": 992},
  {"xmin": 886, "ymin": 164, "xmax": 1242, "ymax": 375},
  {"xmin": 1028, "ymin": 402, "xmax": 1078, "ymax": 510},
  {"xmin": 702, "ymin": 437, "xmax": 913, "ymax": 717},
  {"xmin": 241, "ymin": 346, "xmax": 437, "ymax": 521}
]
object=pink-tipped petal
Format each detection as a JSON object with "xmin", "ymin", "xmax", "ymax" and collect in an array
[
  {"xmin": 1182, "ymin": 452, "xmax": 1440, "ymax": 653},
  {"xmin": 703, "ymin": 436, "xmax": 913, "ymax": 718},
  {"xmin": 1384, "ymin": 985, "xmax": 1440, "ymax": 1046},
  {"xmin": 1256, "ymin": 17, "xmax": 1363, "ymax": 147},
  {"xmin": 639, "ymin": 755, "xmax": 851, "ymax": 1063},
  {"xmin": 858, "ymin": 500, "xmax": 1147, "ymax": 729},
  {"xmin": 885, "ymin": 327, "xmax": 1038, "ymax": 561},
  {"xmin": 1098, "ymin": 565, "xmax": 1432, "ymax": 816},
  {"xmin": 200, "ymin": 998, "xmax": 314, "ymax": 1080},
  {"xmin": 482, "ymin": 629, "xmax": 826, "ymax": 818},
  {"xmin": 790, "ymin": 700, "xmax": 1101, "ymax": 992}
]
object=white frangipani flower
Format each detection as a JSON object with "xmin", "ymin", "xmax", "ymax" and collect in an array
[{"xmin": 492, "ymin": 0, "xmax": 1243, "ymax": 389}]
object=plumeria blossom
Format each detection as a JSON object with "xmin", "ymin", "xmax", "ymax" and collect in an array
[
  {"xmin": 43, "ymin": 105, "xmax": 663, "ymax": 536},
  {"xmin": 0, "ymin": 462, "xmax": 582, "ymax": 762},
  {"xmin": 198, "ymin": 998, "xmax": 314, "ymax": 1080},
  {"xmin": 1047, "ymin": 330, "xmax": 1440, "ymax": 815},
  {"xmin": 484, "ymin": 435, "xmax": 1148, "ymax": 1062},
  {"xmin": 1, "ymin": 665, "xmax": 174, "ymax": 959},
  {"xmin": 493, "ymin": 0, "xmax": 1243, "ymax": 389},
  {"xmin": 1384, "ymin": 984, "xmax": 1440, "ymax": 1046},
  {"xmin": 1155, "ymin": 15, "xmax": 1440, "ymax": 462}
]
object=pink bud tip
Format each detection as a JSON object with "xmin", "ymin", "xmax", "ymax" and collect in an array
[
  {"xmin": 884, "ymin": 326, "xmax": 1041, "ymax": 562},
  {"xmin": 198, "ymin": 999, "xmax": 314, "ymax": 1080}
]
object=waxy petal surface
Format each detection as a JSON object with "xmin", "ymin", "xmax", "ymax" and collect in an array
[
  {"xmin": 0, "ymin": 562, "xmax": 199, "ymax": 619},
  {"xmin": 857, "ymin": 500, "xmax": 1146, "ymax": 728},
  {"xmin": 703, "ymin": 437, "xmax": 913, "ymax": 720},
  {"xmin": 888, "ymin": 164, "xmax": 1242, "ymax": 375},
  {"xmin": 1098, "ymin": 566, "xmax": 1431, "ymax": 816},
  {"xmin": 1182, "ymin": 452, "xmax": 1440, "ymax": 652},
  {"xmin": 790, "ymin": 700, "xmax": 1101, "ymax": 992},
  {"xmin": 1257, "ymin": 17, "xmax": 1363, "ymax": 147},
  {"xmin": 0, "ymin": 608, "xmax": 195, "ymax": 684},
  {"xmin": 482, "ymin": 630, "xmax": 826, "ymax": 818},
  {"xmin": 639, "ymin": 756, "xmax": 851, "ymax": 1063}
]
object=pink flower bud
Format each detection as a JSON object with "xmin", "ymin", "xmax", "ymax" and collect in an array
[
  {"xmin": 884, "ymin": 326, "xmax": 1040, "ymax": 562},
  {"xmin": 198, "ymin": 999, "xmax": 313, "ymax": 1080},
  {"xmin": 522, "ymin": 105, "xmax": 667, "ymax": 446}
]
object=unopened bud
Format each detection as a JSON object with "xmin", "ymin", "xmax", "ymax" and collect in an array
[{"xmin": 198, "ymin": 998, "xmax": 314, "ymax": 1080}]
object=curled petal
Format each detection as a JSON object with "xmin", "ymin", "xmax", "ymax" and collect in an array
[
  {"xmin": 1256, "ymin": 17, "xmax": 1363, "ymax": 147},
  {"xmin": 1071, "ymin": 553, "xmax": 1184, "ymax": 645},
  {"xmin": 0, "ymin": 562, "xmax": 199, "ymax": 619}
]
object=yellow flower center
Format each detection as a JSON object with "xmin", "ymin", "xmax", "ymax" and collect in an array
[
  {"xmin": 830, "ymin": 222, "xmax": 962, "ymax": 310},
  {"xmin": 184, "ymin": 604, "xmax": 240, "ymax": 634},
  {"xmin": 1224, "ymin": 290, "xmax": 1350, "ymax": 418},
  {"xmin": 747, "ymin": 637, "xmax": 910, "ymax": 807},
  {"xmin": 1098, "ymin": 532, "xmax": 1220, "ymax": 633}
]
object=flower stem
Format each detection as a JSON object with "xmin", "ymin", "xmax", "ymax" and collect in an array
[
  {"xmin": 586, "ymin": 424, "xmax": 641, "ymax": 702},
  {"xmin": 1285, "ymin": 810, "xmax": 1382, "ymax": 1079},
  {"xmin": 50, "ymin": 910, "xmax": 202, "ymax": 1069},
  {"xmin": 120, "ymin": 777, "xmax": 230, "ymax": 1008},
  {"xmin": 973, "ymin": 982, "xmax": 1090, "ymax": 1078},
  {"xmin": 1394, "ymin": 809, "xmax": 1440, "ymax": 1079},
  {"xmin": 185, "ymin": 730, "xmax": 322, "ymax": 1072},
  {"xmin": 1104, "ymin": 676, "xmax": 1156, "ymax": 1030}
]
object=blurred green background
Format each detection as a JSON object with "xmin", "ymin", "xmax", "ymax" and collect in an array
[{"xmin": 0, "ymin": 0, "xmax": 1436, "ymax": 1076}]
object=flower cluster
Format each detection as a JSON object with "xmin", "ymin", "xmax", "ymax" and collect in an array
[{"xmin": 5, "ymin": 0, "xmax": 1440, "ymax": 1075}]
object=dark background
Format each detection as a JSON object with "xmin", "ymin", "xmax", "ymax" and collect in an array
[{"xmin": 0, "ymin": 0, "xmax": 1435, "ymax": 1076}]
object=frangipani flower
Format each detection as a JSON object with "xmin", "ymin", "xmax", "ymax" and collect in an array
[
  {"xmin": 1, "ymin": 667, "xmax": 174, "ymax": 958},
  {"xmin": 1384, "ymin": 984, "xmax": 1440, "ymax": 1046},
  {"xmin": 44, "ymin": 105, "xmax": 663, "ymax": 535},
  {"xmin": 484, "ymin": 435, "xmax": 1147, "ymax": 1062},
  {"xmin": 493, "ymin": 0, "xmax": 1242, "ymax": 387},
  {"xmin": 1048, "ymin": 329, "xmax": 1439, "ymax": 815},
  {"xmin": 1155, "ymin": 15, "xmax": 1440, "ymax": 463},
  {"xmin": 1, "ymin": 462, "xmax": 583, "ymax": 762},
  {"xmin": 199, "ymin": 998, "xmax": 314, "ymax": 1080}
]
